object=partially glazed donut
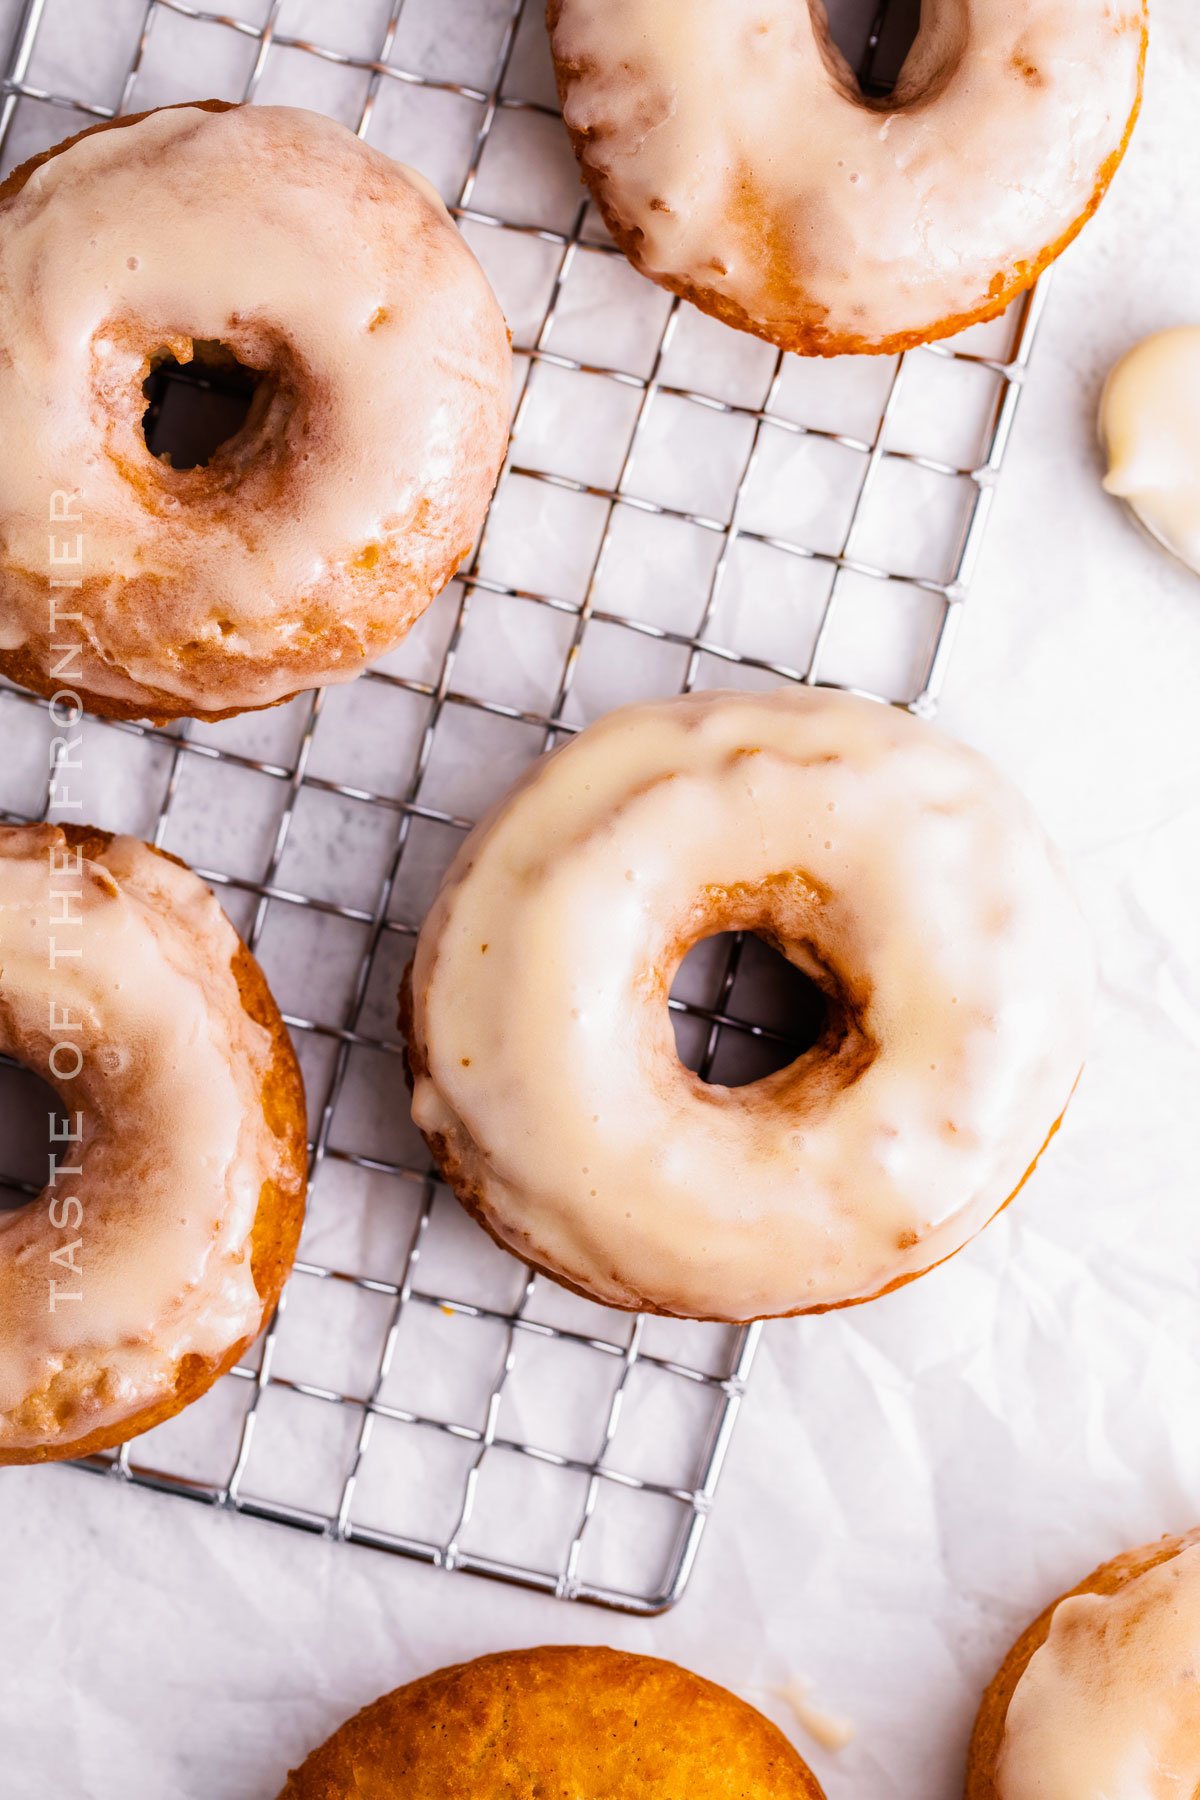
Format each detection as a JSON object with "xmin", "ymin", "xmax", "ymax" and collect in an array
[
  {"xmin": 279, "ymin": 1647, "xmax": 825, "ymax": 1798},
  {"xmin": 967, "ymin": 1529, "xmax": 1200, "ymax": 1799},
  {"xmin": 547, "ymin": 0, "xmax": 1147, "ymax": 355},
  {"xmin": 404, "ymin": 687, "xmax": 1094, "ymax": 1322},
  {"xmin": 0, "ymin": 825, "xmax": 307, "ymax": 1464},
  {"xmin": 0, "ymin": 103, "xmax": 512, "ymax": 721}
]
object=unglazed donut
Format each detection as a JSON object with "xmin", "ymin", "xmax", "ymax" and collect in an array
[
  {"xmin": 967, "ymin": 1529, "xmax": 1200, "ymax": 1799},
  {"xmin": 278, "ymin": 1646, "xmax": 825, "ymax": 1798},
  {"xmin": 0, "ymin": 102, "xmax": 511, "ymax": 721},
  {"xmin": 404, "ymin": 687, "xmax": 1094, "ymax": 1322},
  {"xmin": 547, "ymin": 0, "xmax": 1147, "ymax": 355},
  {"xmin": 0, "ymin": 825, "xmax": 307, "ymax": 1464}
]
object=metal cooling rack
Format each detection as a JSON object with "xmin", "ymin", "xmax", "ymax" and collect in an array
[{"xmin": 0, "ymin": 0, "xmax": 1044, "ymax": 1612}]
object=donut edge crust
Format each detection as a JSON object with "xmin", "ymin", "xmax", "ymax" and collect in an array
[
  {"xmin": 0, "ymin": 823, "xmax": 309, "ymax": 1467},
  {"xmin": 399, "ymin": 965, "xmax": 1075, "ymax": 1322},
  {"xmin": 964, "ymin": 1527, "xmax": 1200, "ymax": 1799},
  {"xmin": 545, "ymin": 0, "xmax": 1148, "ymax": 358},
  {"xmin": 276, "ymin": 1645, "xmax": 827, "ymax": 1799}
]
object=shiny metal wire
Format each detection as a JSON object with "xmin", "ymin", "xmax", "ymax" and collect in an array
[{"xmin": 0, "ymin": 0, "xmax": 1042, "ymax": 1611}]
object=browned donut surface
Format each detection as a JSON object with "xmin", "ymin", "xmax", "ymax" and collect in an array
[{"xmin": 279, "ymin": 1646, "xmax": 825, "ymax": 1799}]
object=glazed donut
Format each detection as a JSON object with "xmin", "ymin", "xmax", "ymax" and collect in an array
[
  {"xmin": 404, "ymin": 686, "xmax": 1094, "ymax": 1322},
  {"xmin": 0, "ymin": 102, "xmax": 511, "ymax": 722},
  {"xmin": 967, "ymin": 1529, "xmax": 1200, "ymax": 1798},
  {"xmin": 1100, "ymin": 327, "xmax": 1200, "ymax": 578},
  {"xmin": 278, "ymin": 1646, "xmax": 825, "ymax": 1798},
  {"xmin": 547, "ymin": 0, "xmax": 1147, "ymax": 355},
  {"xmin": 0, "ymin": 824, "xmax": 307, "ymax": 1464}
]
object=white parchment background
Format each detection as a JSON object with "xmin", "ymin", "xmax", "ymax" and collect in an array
[{"xmin": 0, "ymin": 3, "xmax": 1198, "ymax": 1797}]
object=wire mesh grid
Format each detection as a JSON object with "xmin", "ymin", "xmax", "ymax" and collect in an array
[{"xmin": 0, "ymin": 0, "xmax": 1043, "ymax": 1612}]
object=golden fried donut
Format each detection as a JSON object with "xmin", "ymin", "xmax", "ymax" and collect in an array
[
  {"xmin": 404, "ymin": 687, "xmax": 1094, "ymax": 1322},
  {"xmin": 547, "ymin": 0, "xmax": 1147, "ymax": 355},
  {"xmin": 967, "ymin": 1528, "xmax": 1200, "ymax": 1799},
  {"xmin": 278, "ymin": 1646, "xmax": 825, "ymax": 1798},
  {"xmin": 0, "ymin": 824, "xmax": 307, "ymax": 1464},
  {"xmin": 0, "ymin": 102, "xmax": 512, "ymax": 722}
]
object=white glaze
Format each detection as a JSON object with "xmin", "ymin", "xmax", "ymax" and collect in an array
[
  {"xmin": 0, "ymin": 827, "xmax": 291, "ymax": 1451},
  {"xmin": 550, "ymin": 0, "xmax": 1145, "ymax": 347},
  {"xmin": 410, "ymin": 688, "xmax": 1094, "ymax": 1321},
  {"xmin": 1101, "ymin": 327, "xmax": 1200, "ymax": 577},
  {"xmin": 0, "ymin": 104, "xmax": 512, "ymax": 714},
  {"xmin": 777, "ymin": 1679, "xmax": 855, "ymax": 1753},
  {"xmin": 998, "ymin": 1538, "xmax": 1200, "ymax": 1800}
]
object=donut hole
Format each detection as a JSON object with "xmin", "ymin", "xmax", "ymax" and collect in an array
[
  {"xmin": 825, "ymin": 0, "xmax": 924, "ymax": 98},
  {"xmin": 142, "ymin": 339, "xmax": 264, "ymax": 470},
  {"xmin": 670, "ymin": 931, "xmax": 830, "ymax": 1087},
  {"xmin": 0, "ymin": 1060, "xmax": 67, "ymax": 1211}
]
